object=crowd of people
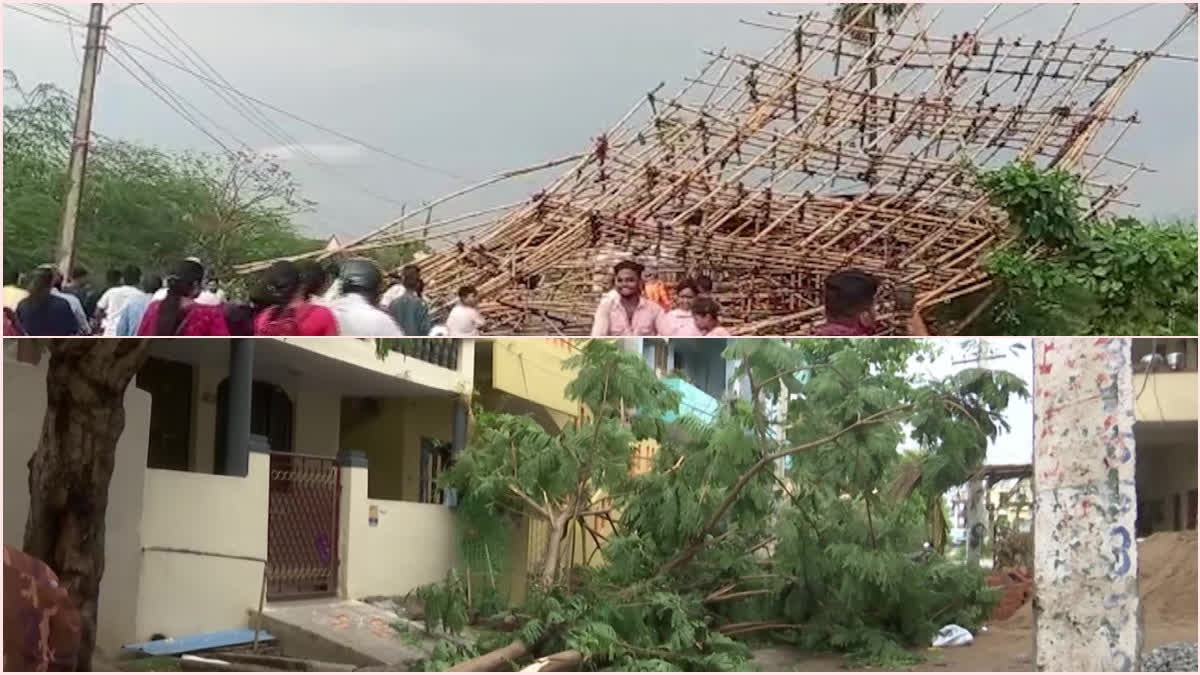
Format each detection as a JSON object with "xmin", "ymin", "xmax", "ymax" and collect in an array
[
  {"xmin": 2, "ymin": 257, "xmax": 488, "ymax": 338},
  {"xmin": 3, "ymin": 255, "xmax": 927, "ymax": 338},
  {"xmin": 591, "ymin": 261, "xmax": 731, "ymax": 337},
  {"xmin": 589, "ymin": 261, "xmax": 929, "ymax": 337}
]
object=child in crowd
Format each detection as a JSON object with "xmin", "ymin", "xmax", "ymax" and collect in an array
[
  {"xmin": 692, "ymin": 297, "xmax": 730, "ymax": 337},
  {"xmin": 446, "ymin": 285, "xmax": 487, "ymax": 336}
]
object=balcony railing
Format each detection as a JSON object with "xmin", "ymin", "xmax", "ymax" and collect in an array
[{"xmin": 389, "ymin": 339, "xmax": 460, "ymax": 370}]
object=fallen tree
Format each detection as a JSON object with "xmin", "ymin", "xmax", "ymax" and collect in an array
[{"xmin": 418, "ymin": 338, "xmax": 1026, "ymax": 670}]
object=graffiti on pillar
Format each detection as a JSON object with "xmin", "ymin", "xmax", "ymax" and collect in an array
[
  {"xmin": 1110, "ymin": 525, "xmax": 1133, "ymax": 576},
  {"xmin": 1110, "ymin": 650, "xmax": 1133, "ymax": 672},
  {"xmin": 1032, "ymin": 338, "xmax": 1139, "ymax": 671}
]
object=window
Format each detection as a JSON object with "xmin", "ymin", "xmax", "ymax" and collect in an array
[
  {"xmin": 138, "ymin": 358, "xmax": 194, "ymax": 471},
  {"xmin": 643, "ymin": 339, "xmax": 668, "ymax": 376},
  {"xmin": 419, "ymin": 438, "xmax": 454, "ymax": 505},
  {"xmin": 215, "ymin": 380, "xmax": 294, "ymax": 475}
]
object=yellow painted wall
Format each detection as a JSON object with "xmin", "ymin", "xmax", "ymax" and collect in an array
[
  {"xmin": 136, "ymin": 454, "xmax": 269, "ymax": 641},
  {"xmin": 189, "ymin": 365, "xmax": 342, "ymax": 471},
  {"xmin": 294, "ymin": 388, "xmax": 342, "ymax": 457},
  {"xmin": 278, "ymin": 338, "xmax": 474, "ymax": 396},
  {"xmin": 340, "ymin": 396, "xmax": 458, "ymax": 502},
  {"xmin": 1134, "ymin": 372, "xmax": 1198, "ymax": 423},
  {"xmin": 491, "ymin": 339, "xmax": 581, "ymax": 418},
  {"xmin": 358, "ymin": 500, "xmax": 460, "ymax": 598}
]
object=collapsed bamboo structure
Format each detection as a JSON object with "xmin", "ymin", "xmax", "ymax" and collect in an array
[{"xmin": 238, "ymin": 5, "xmax": 1194, "ymax": 335}]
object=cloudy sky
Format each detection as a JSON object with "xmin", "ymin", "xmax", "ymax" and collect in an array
[{"xmin": 5, "ymin": 4, "xmax": 1196, "ymax": 242}]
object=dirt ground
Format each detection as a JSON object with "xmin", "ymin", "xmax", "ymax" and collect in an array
[
  {"xmin": 753, "ymin": 531, "xmax": 1198, "ymax": 672},
  {"xmin": 752, "ymin": 618, "xmax": 1198, "ymax": 672}
]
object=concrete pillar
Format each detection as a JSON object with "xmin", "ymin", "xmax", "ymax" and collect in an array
[
  {"xmin": 223, "ymin": 339, "xmax": 255, "ymax": 477},
  {"xmin": 965, "ymin": 476, "xmax": 988, "ymax": 567},
  {"xmin": 1032, "ymin": 338, "xmax": 1140, "ymax": 671},
  {"xmin": 336, "ymin": 449, "xmax": 370, "ymax": 600}
]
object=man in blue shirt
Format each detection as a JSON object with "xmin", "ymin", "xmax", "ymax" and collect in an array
[
  {"xmin": 15, "ymin": 268, "xmax": 80, "ymax": 336},
  {"xmin": 116, "ymin": 274, "xmax": 161, "ymax": 337}
]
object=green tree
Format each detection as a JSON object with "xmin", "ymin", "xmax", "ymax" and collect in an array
[
  {"xmin": 964, "ymin": 161, "xmax": 1198, "ymax": 335},
  {"xmin": 442, "ymin": 339, "xmax": 679, "ymax": 588},
  {"xmin": 3, "ymin": 75, "xmax": 320, "ymax": 280},
  {"xmin": 423, "ymin": 338, "xmax": 1026, "ymax": 671}
]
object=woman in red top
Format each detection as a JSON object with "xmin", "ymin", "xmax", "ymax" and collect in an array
[
  {"xmin": 138, "ymin": 260, "xmax": 229, "ymax": 336},
  {"xmin": 254, "ymin": 261, "xmax": 338, "ymax": 336}
]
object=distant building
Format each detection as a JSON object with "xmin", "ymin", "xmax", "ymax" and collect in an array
[
  {"xmin": 324, "ymin": 234, "xmax": 342, "ymax": 252},
  {"xmin": 1132, "ymin": 338, "xmax": 1197, "ymax": 536}
]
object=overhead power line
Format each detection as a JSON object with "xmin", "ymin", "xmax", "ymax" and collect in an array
[
  {"xmin": 1063, "ymin": 5, "xmax": 1151, "ymax": 43},
  {"xmin": 14, "ymin": 3, "xmax": 470, "ymax": 184},
  {"xmin": 119, "ymin": 6, "xmax": 413, "ymax": 209},
  {"xmin": 6, "ymin": 3, "xmax": 81, "ymax": 27},
  {"xmin": 105, "ymin": 46, "xmax": 241, "ymax": 156},
  {"xmin": 103, "ymin": 29, "xmax": 469, "ymax": 182}
]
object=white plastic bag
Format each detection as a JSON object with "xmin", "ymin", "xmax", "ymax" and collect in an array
[{"xmin": 931, "ymin": 624, "xmax": 974, "ymax": 648}]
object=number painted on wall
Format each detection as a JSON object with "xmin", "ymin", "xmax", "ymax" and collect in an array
[{"xmin": 1110, "ymin": 525, "xmax": 1132, "ymax": 577}]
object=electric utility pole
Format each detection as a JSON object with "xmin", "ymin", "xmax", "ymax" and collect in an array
[
  {"xmin": 56, "ymin": 3, "xmax": 105, "ymax": 282},
  {"xmin": 951, "ymin": 339, "xmax": 1006, "ymax": 568}
]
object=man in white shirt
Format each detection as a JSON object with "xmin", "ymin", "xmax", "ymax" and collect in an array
[
  {"xmin": 328, "ymin": 259, "xmax": 403, "ymax": 336},
  {"xmin": 44, "ymin": 266, "xmax": 90, "ymax": 335},
  {"xmin": 379, "ymin": 271, "xmax": 406, "ymax": 308},
  {"xmin": 94, "ymin": 265, "xmax": 148, "ymax": 336},
  {"xmin": 445, "ymin": 285, "xmax": 486, "ymax": 336}
]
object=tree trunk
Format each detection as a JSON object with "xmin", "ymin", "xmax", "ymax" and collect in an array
[
  {"xmin": 22, "ymin": 339, "xmax": 151, "ymax": 670},
  {"xmin": 538, "ymin": 513, "xmax": 569, "ymax": 587},
  {"xmin": 519, "ymin": 650, "xmax": 583, "ymax": 672},
  {"xmin": 445, "ymin": 640, "xmax": 531, "ymax": 672}
]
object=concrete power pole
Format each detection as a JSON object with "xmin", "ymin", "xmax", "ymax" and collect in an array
[
  {"xmin": 1031, "ymin": 338, "xmax": 1140, "ymax": 671},
  {"xmin": 953, "ymin": 339, "xmax": 1001, "ymax": 568},
  {"xmin": 56, "ymin": 3, "xmax": 105, "ymax": 281}
]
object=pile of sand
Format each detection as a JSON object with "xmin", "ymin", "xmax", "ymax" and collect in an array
[
  {"xmin": 1139, "ymin": 530, "xmax": 1198, "ymax": 626},
  {"xmin": 999, "ymin": 530, "xmax": 1198, "ymax": 632}
]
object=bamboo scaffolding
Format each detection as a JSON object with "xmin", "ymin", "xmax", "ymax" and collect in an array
[{"xmin": 235, "ymin": 6, "xmax": 1184, "ymax": 334}]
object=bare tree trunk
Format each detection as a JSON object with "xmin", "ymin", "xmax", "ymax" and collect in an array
[
  {"xmin": 519, "ymin": 650, "xmax": 583, "ymax": 672},
  {"xmin": 445, "ymin": 640, "xmax": 531, "ymax": 672},
  {"xmin": 538, "ymin": 513, "xmax": 568, "ymax": 587},
  {"xmin": 22, "ymin": 339, "xmax": 151, "ymax": 670}
]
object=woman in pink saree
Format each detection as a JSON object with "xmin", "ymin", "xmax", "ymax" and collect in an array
[{"xmin": 137, "ymin": 259, "xmax": 229, "ymax": 336}]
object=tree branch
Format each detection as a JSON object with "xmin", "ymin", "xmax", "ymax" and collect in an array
[
  {"xmin": 508, "ymin": 483, "xmax": 549, "ymax": 519},
  {"xmin": 654, "ymin": 403, "xmax": 915, "ymax": 578}
]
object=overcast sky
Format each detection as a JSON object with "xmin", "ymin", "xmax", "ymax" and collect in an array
[{"xmin": 5, "ymin": 4, "xmax": 1196, "ymax": 242}]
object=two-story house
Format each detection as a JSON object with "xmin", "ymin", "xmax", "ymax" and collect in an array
[{"xmin": 4, "ymin": 338, "xmax": 476, "ymax": 653}]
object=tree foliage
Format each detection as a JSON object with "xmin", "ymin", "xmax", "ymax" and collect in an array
[
  {"xmin": 3, "ymin": 76, "xmax": 323, "ymax": 279},
  {"xmin": 417, "ymin": 338, "xmax": 1027, "ymax": 670},
  {"xmin": 967, "ymin": 160, "xmax": 1197, "ymax": 335}
]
